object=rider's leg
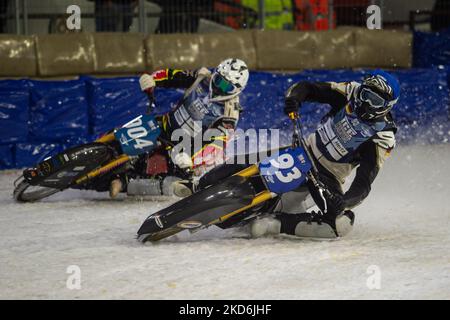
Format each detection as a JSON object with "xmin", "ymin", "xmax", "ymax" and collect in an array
[
  {"xmin": 173, "ymin": 149, "xmax": 285, "ymax": 197},
  {"xmin": 251, "ymin": 163, "xmax": 355, "ymax": 239},
  {"xmin": 127, "ymin": 176, "xmax": 185, "ymax": 197},
  {"xmin": 251, "ymin": 210, "xmax": 355, "ymax": 239},
  {"xmin": 109, "ymin": 178, "xmax": 123, "ymax": 198}
]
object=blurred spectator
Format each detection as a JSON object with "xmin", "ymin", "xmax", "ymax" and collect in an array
[
  {"xmin": 293, "ymin": 0, "xmax": 334, "ymax": 30},
  {"xmin": 154, "ymin": 0, "xmax": 214, "ymax": 33},
  {"xmin": 334, "ymin": 0, "xmax": 369, "ymax": 27},
  {"xmin": 89, "ymin": 0, "xmax": 138, "ymax": 32},
  {"xmin": 431, "ymin": 0, "xmax": 450, "ymax": 31},
  {"xmin": 293, "ymin": 0, "xmax": 315, "ymax": 30},
  {"xmin": 0, "ymin": 0, "xmax": 9, "ymax": 33},
  {"xmin": 214, "ymin": 0, "xmax": 258, "ymax": 29},
  {"xmin": 242, "ymin": 0, "xmax": 294, "ymax": 30}
]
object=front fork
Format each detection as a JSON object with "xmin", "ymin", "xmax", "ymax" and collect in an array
[{"xmin": 95, "ymin": 132, "xmax": 116, "ymax": 144}]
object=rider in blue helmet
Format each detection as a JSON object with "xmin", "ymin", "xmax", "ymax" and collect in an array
[
  {"xmin": 353, "ymin": 70, "xmax": 400, "ymax": 121},
  {"xmin": 250, "ymin": 70, "xmax": 400, "ymax": 239}
]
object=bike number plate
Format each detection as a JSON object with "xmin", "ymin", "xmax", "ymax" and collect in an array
[
  {"xmin": 258, "ymin": 147, "xmax": 312, "ymax": 194},
  {"xmin": 114, "ymin": 114, "xmax": 161, "ymax": 156}
]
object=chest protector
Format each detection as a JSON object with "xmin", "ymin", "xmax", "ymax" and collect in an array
[
  {"xmin": 315, "ymin": 105, "xmax": 387, "ymax": 163},
  {"xmin": 168, "ymin": 81, "xmax": 224, "ymax": 137}
]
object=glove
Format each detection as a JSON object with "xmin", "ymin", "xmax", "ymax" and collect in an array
[
  {"xmin": 172, "ymin": 151, "xmax": 193, "ymax": 170},
  {"xmin": 139, "ymin": 74, "xmax": 155, "ymax": 94},
  {"xmin": 325, "ymin": 191, "xmax": 346, "ymax": 216},
  {"xmin": 284, "ymin": 96, "xmax": 301, "ymax": 115},
  {"xmin": 197, "ymin": 67, "xmax": 211, "ymax": 78}
]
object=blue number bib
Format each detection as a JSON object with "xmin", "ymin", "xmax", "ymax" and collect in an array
[
  {"xmin": 114, "ymin": 114, "xmax": 161, "ymax": 156},
  {"xmin": 258, "ymin": 147, "xmax": 312, "ymax": 194}
]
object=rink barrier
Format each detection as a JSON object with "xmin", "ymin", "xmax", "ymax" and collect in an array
[
  {"xmin": 254, "ymin": 28, "xmax": 413, "ymax": 70},
  {"xmin": 145, "ymin": 30, "xmax": 258, "ymax": 71},
  {"xmin": 93, "ymin": 33, "xmax": 146, "ymax": 74},
  {"xmin": 254, "ymin": 29, "xmax": 356, "ymax": 70},
  {"xmin": 0, "ymin": 68, "xmax": 449, "ymax": 170},
  {"xmin": 35, "ymin": 33, "xmax": 96, "ymax": 76},
  {"xmin": 0, "ymin": 28, "xmax": 413, "ymax": 78},
  {"xmin": 0, "ymin": 34, "xmax": 37, "ymax": 77},
  {"xmin": 353, "ymin": 28, "xmax": 413, "ymax": 68}
]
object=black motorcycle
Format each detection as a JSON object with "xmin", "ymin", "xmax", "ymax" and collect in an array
[
  {"xmin": 13, "ymin": 101, "xmax": 179, "ymax": 202},
  {"xmin": 137, "ymin": 113, "xmax": 331, "ymax": 242}
]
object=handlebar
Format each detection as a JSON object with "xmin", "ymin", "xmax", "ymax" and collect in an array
[{"xmin": 146, "ymin": 92, "xmax": 156, "ymax": 115}]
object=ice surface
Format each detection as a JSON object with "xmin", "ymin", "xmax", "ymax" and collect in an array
[{"xmin": 0, "ymin": 144, "xmax": 449, "ymax": 299}]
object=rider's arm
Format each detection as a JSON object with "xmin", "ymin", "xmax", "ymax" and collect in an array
[
  {"xmin": 192, "ymin": 97, "xmax": 241, "ymax": 169},
  {"xmin": 172, "ymin": 98, "xmax": 241, "ymax": 174},
  {"xmin": 151, "ymin": 69, "xmax": 197, "ymax": 88},
  {"xmin": 190, "ymin": 97, "xmax": 242, "ymax": 173},
  {"xmin": 344, "ymin": 130, "xmax": 396, "ymax": 209},
  {"xmin": 139, "ymin": 68, "xmax": 211, "ymax": 92},
  {"xmin": 212, "ymin": 96, "xmax": 241, "ymax": 132},
  {"xmin": 285, "ymin": 81, "xmax": 350, "ymax": 111}
]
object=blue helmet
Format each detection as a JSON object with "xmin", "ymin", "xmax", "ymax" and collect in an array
[{"xmin": 353, "ymin": 70, "xmax": 400, "ymax": 121}]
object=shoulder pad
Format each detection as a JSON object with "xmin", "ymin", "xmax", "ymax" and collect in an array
[
  {"xmin": 373, "ymin": 130, "xmax": 396, "ymax": 150},
  {"xmin": 329, "ymin": 81, "xmax": 359, "ymax": 100},
  {"xmin": 329, "ymin": 81, "xmax": 347, "ymax": 95}
]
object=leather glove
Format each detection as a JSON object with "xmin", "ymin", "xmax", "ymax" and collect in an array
[
  {"xmin": 284, "ymin": 96, "xmax": 301, "ymax": 115},
  {"xmin": 139, "ymin": 74, "xmax": 155, "ymax": 94}
]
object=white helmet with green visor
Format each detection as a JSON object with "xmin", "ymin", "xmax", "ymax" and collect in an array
[{"xmin": 209, "ymin": 58, "xmax": 249, "ymax": 102}]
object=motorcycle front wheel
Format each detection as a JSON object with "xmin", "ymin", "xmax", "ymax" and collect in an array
[{"xmin": 13, "ymin": 179, "xmax": 61, "ymax": 202}]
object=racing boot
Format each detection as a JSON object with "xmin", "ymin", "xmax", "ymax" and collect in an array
[
  {"xmin": 250, "ymin": 216, "xmax": 281, "ymax": 238},
  {"xmin": 172, "ymin": 180, "xmax": 194, "ymax": 198},
  {"xmin": 250, "ymin": 211, "xmax": 355, "ymax": 239},
  {"xmin": 109, "ymin": 178, "xmax": 123, "ymax": 198}
]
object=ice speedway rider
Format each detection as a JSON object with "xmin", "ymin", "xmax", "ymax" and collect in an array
[
  {"xmin": 109, "ymin": 58, "xmax": 249, "ymax": 198},
  {"xmin": 249, "ymin": 70, "xmax": 400, "ymax": 239}
]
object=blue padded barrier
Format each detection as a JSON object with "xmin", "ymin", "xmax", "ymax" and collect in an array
[
  {"xmin": 87, "ymin": 77, "xmax": 148, "ymax": 136},
  {"xmin": 0, "ymin": 144, "xmax": 15, "ymax": 169},
  {"xmin": 0, "ymin": 80, "xmax": 29, "ymax": 144},
  {"xmin": 240, "ymin": 69, "xmax": 450, "ymax": 144},
  {"xmin": 414, "ymin": 28, "xmax": 450, "ymax": 68},
  {"xmin": 15, "ymin": 143, "xmax": 63, "ymax": 168},
  {"xmin": 0, "ymin": 68, "xmax": 449, "ymax": 169},
  {"xmin": 86, "ymin": 76, "xmax": 183, "ymax": 137},
  {"xmin": 28, "ymin": 79, "xmax": 89, "ymax": 142}
]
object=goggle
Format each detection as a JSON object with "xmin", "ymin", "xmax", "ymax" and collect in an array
[
  {"xmin": 359, "ymin": 87, "xmax": 387, "ymax": 108},
  {"xmin": 212, "ymin": 73, "xmax": 236, "ymax": 95}
]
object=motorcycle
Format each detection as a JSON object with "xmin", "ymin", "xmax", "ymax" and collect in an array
[
  {"xmin": 137, "ymin": 112, "xmax": 331, "ymax": 242},
  {"xmin": 13, "ymin": 97, "xmax": 180, "ymax": 202}
]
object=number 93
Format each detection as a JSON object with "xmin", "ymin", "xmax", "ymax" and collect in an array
[{"xmin": 269, "ymin": 153, "xmax": 302, "ymax": 183}]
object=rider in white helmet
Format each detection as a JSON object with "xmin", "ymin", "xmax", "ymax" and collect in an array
[{"xmin": 109, "ymin": 58, "xmax": 250, "ymax": 198}]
